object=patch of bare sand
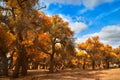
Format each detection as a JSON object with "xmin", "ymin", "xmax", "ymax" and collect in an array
[{"xmin": 0, "ymin": 68, "xmax": 120, "ymax": 80}]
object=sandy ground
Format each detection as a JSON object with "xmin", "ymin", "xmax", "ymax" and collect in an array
[{"xmin": 0, "ymin": 68, "xmax": 120, "ymax": 80}]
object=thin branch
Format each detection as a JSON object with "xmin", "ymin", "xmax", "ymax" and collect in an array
[
  {"xmin": 34, "ymin": 34, "xmax": 51, "ymax": 55},
  {"xmin": 36, "ymin": 46, "xmax": 51, "ymax": 55},
  {"xmin": 38, "ymin": 5, "xmax": 46, "ymax": 10},
  {"xmin": 17, "ymin": 0, "xmax": 28, "ymax": 9}
]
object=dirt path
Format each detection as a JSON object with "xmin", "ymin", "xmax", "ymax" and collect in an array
[{"xmin": 0, "ymin": 68, "xmax": 120, "ymax": 80}]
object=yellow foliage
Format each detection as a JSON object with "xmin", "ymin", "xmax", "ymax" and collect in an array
[
  {"xmin": 78, "ymin": 43, "xmax": 86, "ymax": 50},
  {"xmin": 77, "ymin": 51, "xmax": 85, "ymax": 56},
  {"xmin": 71, "ymin": 58, "xmax": 78, "ymax": 66},
  {"xmin": 92, "ymin": 36, "xmax": 99, "ymax": 41},
  {"xmin": 0, "ymin": 24, "xmax": 16, "ymax": 51},
  {"xmin": 110, "ymin": 52, "xmax": 118, "ymax": 58},
  {"xmin": 99, "ymin": 46, "xmax": 104, "ymax": 51},
  {"xmin": 117, "ymin": 54, "xmax": 120, "ymax": 58},
  {"xmin": 6, "ymin": 0, "xmax": 18, "ymax": 8},
  {"xmin": 86, "ymin": 38, "xmax": 92, "ymax": 43},
  {"xmin": 55, "ymin": 43, "xmax": 61, "ymax": 49}
]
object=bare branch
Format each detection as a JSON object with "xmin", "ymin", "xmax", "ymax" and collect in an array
[{"xmin": 38, "ymin": 5, "xmax": 46, "ymax": 10}]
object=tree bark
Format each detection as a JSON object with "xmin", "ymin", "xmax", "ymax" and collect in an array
[
  {"xmin": 49, "ymin": 54, "xmax": 54, "ymax": 72},
  {"xmin": 12, "ymin": 57, "xmax": 21, "ymax": 78},
  {"xmin": 21, "ymin": 52, "xmax": 28, "ymax": 76},
  {"xmin": 1, "ymin": 54, "xmax": 8, "ymax": 76},
  {"xmin": 13, "ymin": 44, "xmax": 28, "ymax": 78},
  {"xmin": 105, "ymin": 58, "xmax": 110, "ymax": 69},
  {"xmin": 49, "ymin": 41, "xmax": 55, "ymax": 73},
  {"xmin": 92, "ymin": 59, "xmax": 95, "ymax": 70},
  {"xmin": 82, "ymin": 59, "xmax": 86, "ymax": 70},
  {"xmin": 106, "ymin": 60, "xmax": 110, "ymax": 69}
]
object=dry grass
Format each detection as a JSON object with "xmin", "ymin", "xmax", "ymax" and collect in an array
[{"xmin": 0, "ymin": 68, "xmax": 120, "ymax": 80}]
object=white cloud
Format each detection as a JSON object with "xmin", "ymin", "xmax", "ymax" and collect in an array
[
  {"xmin": 58, "ymin": 14, "xmax": 72, "ymax": 22},
  {"xmin": 82, "ymin": 0, "xmax": 114, "ymax": 9},
  {"xmin": 75, "ymin": 16, "xmax": 86, "ymax": 22},
  {"xmin": 75, "ymin": 16, "xmax": 93, "ymax": 26},
  {"xmin": 79, "ymin": 8, "xmax": 88, "ymax": 14},
  {"xmin": 58, "ymin": 14, "xmax": 88, "ymax": 34},
  {"xmin": 99, "ymin": 25, "xmax": 120, "ymax": 47},
  {"xmin": 76, "ymin": 25, "xmax": 120, "ymax": 48},
  {"xmin": 95, "ymin": 7, "xmax": 120, "ymax": 20},
  {"xmin": 69, "ymin": 22, "xmax": 88, "ymax": 33},
  {"xmin": 76, "ymin": 32, "xmax": 98, "ymax": 43},
  {"xmin": 43, "ymin": 0, "xmax": 114, "ymax": 10},
  {"xmin": 44, "ymin": 0, "xmax": 82, "ymax": 5}
]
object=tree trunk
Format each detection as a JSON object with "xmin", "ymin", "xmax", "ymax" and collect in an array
[
  {"xmin": 82, "ymin": 59, "xmax": 86, "ymax": 70},
  {"xmin": 8, "ymin": 49, "xmax": 15, "ymax": 69},
  {"xmin": 13, "ymin": 44, "xmax": 28, "ymax": 78},
  {"xmin": 49, "ymin": 41, "xmax": 55, "ymax": 73},
  {"xmin": 49, "ymin": 54, "xmax": 54, "ymax": 72},
  {"xmin": 13, "ymin": 32, "xmax": 28, "ymax": 77},
  {"xmin": 21, "ymin": 53, "xmax": 28, "ymax": 76},
  {"xmin": 106, "ymin": 61, "xmax": 110, "ymax": 69},
  {"xmin": 118, "ymin": 61, "xmax": 120, "ymax": 68},
  {"xmin": 92, "ymin": 60, "xmax": 95, "ymax": 70},
  {"xmin": 12, "ymin": 58, "xmax": 21, "ymax": 78},
  {"xmin": 1, "ymin": 54, "xmax": 8, "ymax": 76},
  {"xmin": 105, "ymin": 58, "xmax": 109, "ymax": 69}
]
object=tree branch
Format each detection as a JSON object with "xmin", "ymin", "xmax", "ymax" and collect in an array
[
  {"xmin": 38, "ymin": 5, "xmax": 46, "ymax": 10},
  {"xmin": 36, "ymin": 46, "xmax": 51, "ymax": 55}
]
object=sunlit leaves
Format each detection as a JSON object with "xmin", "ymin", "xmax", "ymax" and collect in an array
[
  {"xmin": 50, "ymin": 15, "xmax": 73, "ymax": 38},
  {"xmin": 0, "ymin": 24, "xmax": 15, "ymax": 52},
  {"xmin": 78, "ymin": 43, "xmax": 87, "ymax": 50},
  {"xmin": 114, "ymin": 46, "xmax": 120, "ymax": 58},
  {"xmin": 6, "ymin": 0, "xmax": 18, "ymax": 8},
  {"xmin": 78, "ymin": 36, "xmax": 105, "ymax": 65},
  {"xmin": 36, "ymin": 14, "xmax": 74, "ymax": 55},
  {"xmin": 6, "ymin": 0, "xmax": 39, "ymax": 9},
  {"xmin": 71, "ymin": 58, "xmax": 78, "ymax": 66},
  {"xmin": 78, "ymin": 36, "xmax": 103, "ymax": 52},
  {"xmin": 104, "ymin": 44, "xmax": 118, "ymax": 60},
  {"xmin": 92, "ymin": 36, "xmax": 99, "ymax": 42},
  {"xmin": 76, "ymin": 50, "xmax": 89, "ymax": 57}
]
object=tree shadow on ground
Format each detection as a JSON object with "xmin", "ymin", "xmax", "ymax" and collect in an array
[
  {"xmin": 26, "ymin": 69, "xmax": 107, "ymax": 80},
  {"xmin": 0, "ymin": 69, "xmax": 109, "ymax": 80}
]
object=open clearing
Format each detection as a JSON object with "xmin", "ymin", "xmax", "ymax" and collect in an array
[{"xmin": 0, "ymin": 68, "xmax": 120, "ymax": 80}]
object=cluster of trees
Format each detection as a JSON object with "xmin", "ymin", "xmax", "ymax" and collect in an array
[
  {"xmin": 0, "ymin": 0, "xmax": 75, "ymax": 77},
  {"xmin": 0, "ymin": 0, "xmax": 120, "ymax": 78},
  {"xmin": 77, "ymin": 36, "xmax": 120, "ymax": 70}
]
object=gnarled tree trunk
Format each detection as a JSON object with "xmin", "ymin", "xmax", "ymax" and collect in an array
[
  {"xmin": 49, "ymin": 42, "xmax": 55, "ymax": 73},
  {"xmin": 13, "ymin": 38, "xmax": 28, "ymax": 78},
  {"xmin": 1, "ymin": 54, "xmax": 8, "ymax": 76}
]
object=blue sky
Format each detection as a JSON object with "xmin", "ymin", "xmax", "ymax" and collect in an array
[{"xmin": 41, "ymin": 0, "xmax": 120, "ymax": 48}]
